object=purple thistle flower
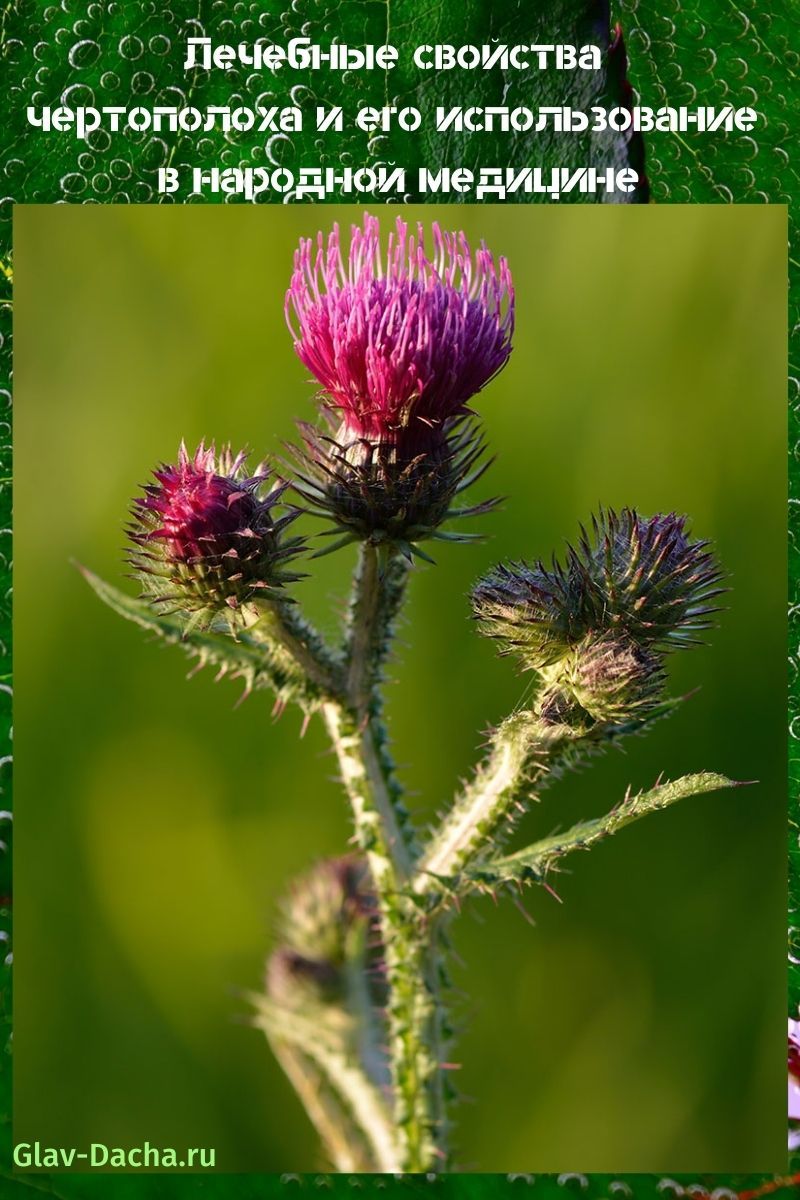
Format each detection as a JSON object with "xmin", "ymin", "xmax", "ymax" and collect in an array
[
  {"xmin": 128, "ymin": 442, "xmax": 304, "ymax": 629},
  {"xmin": 285, "ymin": 215, "xmax": 514, "ymax": 554},
  {"xmin": 286, "ymin": 213, "xmax": 514, "ymax": 444}
]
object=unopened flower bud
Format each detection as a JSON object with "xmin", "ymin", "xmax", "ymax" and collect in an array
[
  {"xmin": 551, "ymin": 632, "xmax": 665, "ymax": 724},
  {"xmin": 285, "ymin": 213, "xmax": 514, "ymax": 552},
  {"xmin": 128, "ymin": 442, "xmax": 304, "ymax": 630},
  {"xmin": 276, "ymin": 855, "xmax": 373, "ymax": 968},
  {"xmin": 473, "ymin": 507, "xmax": 725, "ymax": 670},
  {"xmin": 266, "ymin": 946, "xmax": 343, "ymax": 1008}
]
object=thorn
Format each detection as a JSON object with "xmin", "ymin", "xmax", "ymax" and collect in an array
[
  {"xmin": 540, "ymin": 878, "xmax": 563, "ymax": 904},
  {"xmin": 512, "ymin": 895, "xmax": 536, "ymax": 926},
  {"xmin": 299, "ymin": 712, "xmax": 312, "ymax": 739}
]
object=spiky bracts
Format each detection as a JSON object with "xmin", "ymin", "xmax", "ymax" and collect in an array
[
  {"xmin": 474, "ymin": 508, "xmax": 724, "ymax": 662},
  {"xmin": 472, "ymin": 508, "xmax": 725, "ymax": 725},
  {"xmin": 128, "ymin": 442, "xmax": 305, "ymax": 631},
  {"xmin": 267, "ymin": 856, "xmax": 377, "ymax": 1010},
  {"xmin": 285, "ymin": 213, "xmax": 513, "ymax": 551},
  {"xmin": 291, "ymin": 416, "xmax": 496, "ymax": 558}
]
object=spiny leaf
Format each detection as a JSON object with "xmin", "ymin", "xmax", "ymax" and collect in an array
[
  {"xmin": 467, "ymin": 772, "xmax": 743, "ymax": 891},
  {"xmin": 80, "ymin": 566, "xmax": 318, "ymax": 709}
]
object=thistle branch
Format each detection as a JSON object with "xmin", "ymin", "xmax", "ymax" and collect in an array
[
  {"xmin": 414, "ymin": 712, "xmax": 585, "ymax": 894},
  {"xmin": 321, "ymin": 703, "xmax": 412, "ymax": 881},
  {"xmin": 464, "ymin": 772, "xmax": 741, "ymax": 893},
  {"xmin": 252, "ymin": 599, "xmax": 345, "ymax": 703},
  {"xmin": 413, "ymin": 701, "xmax": 683, "ymax": 898},
  {"xmin": 252, "ymin": 995, "xmax": 401, "ymax": 1172}
]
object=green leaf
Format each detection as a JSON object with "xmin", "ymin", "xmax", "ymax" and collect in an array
[
  {"xmin": 80, "ymin": 566, "xmax": 318, "ymax": 708},
  {"xmin": 467, "ymin": 771, "xmax": 742, "ymax": 891}
]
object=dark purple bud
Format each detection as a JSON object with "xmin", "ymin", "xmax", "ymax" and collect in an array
[
  {"xmin": 473, "ymin": 507, "xmax": 725, "ymax": 668},
  {"xmin": 276, "ymin": 855, "xmax": 375, "ymax": 968},
  {"xmin": 128, "ymin": 442, "xmax": 305, "ymax": 629},
  {"xmin": 266, "ymin": 947, "xmax": 343, "ymax": 1008}
]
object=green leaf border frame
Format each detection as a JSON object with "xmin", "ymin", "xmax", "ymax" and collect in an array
[{"xmin": 0, "ymin": 0, "xmax": 797, "ymax": 1195}]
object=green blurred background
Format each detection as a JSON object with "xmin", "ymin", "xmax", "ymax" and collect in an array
[{"xmin": 15, "ymin": 205, "xmax": 786, "ymax": 1172}]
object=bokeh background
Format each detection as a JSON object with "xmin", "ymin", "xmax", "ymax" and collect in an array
[{"xmin": 15, "ymin": 205, "xmax": 786, "ymax": 1172}]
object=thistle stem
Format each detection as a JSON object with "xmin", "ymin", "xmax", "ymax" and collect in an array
[
  {"xmin": 316, "ymin": 541, "xmax": 448, "ymax": 1171},
  {"xmin": 255, "ymin": 600, "xmax": 345, "ymax": 701},
  {"xmin": 266, "ymin": 1039, "xmax": 375, "ymax": 1172},
  {"xmin": 345, "ymin": 543, "xmax": 410, "ymax": 715},
  {"xmin": 321, "ymin": 703, "xmax": 411, "ymax": 881},
  {"xmin": 255, "ymin": 998, "xmax": 401, "ymax": 1171},
  {"xmin": 321, "ymin": 701, "xmax": 440, "ymax": 1170},
  {"xmin": 414, "ymin": 712, "xmax": 580, "ymax": 892}
]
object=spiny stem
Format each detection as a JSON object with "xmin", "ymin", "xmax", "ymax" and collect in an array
[
  {"xmin": 255, "ymin": 599, "xmax": 345, "ymax": 701},
  {"xmin": 383, "ymin": 915, "xmax": 441, "ymax": 1171},
  {"xmin": 254, "ymin": 997, "xmax": 401, "ymax": 1171},
  {"xmin": 321, "ymin": 703, "xmax": 411, "ymax": 881},
  {"xmin": 319, "ymin": 542, "xmax": 445, "ymax": 1171},
  {"xmin": 345, "ymin": 542, "xmax": 409, "ymax": 711},
  {"xmin": 320, "ymin": 702, "xmax": 440, "ymax": 1171},
  {"xmin": 266, "ymin": 1039, "xmax": 374, "ymax": 1172},
  {"xmin": 414, "ymin": 712, "xmax": 579, "ymax": 892}
]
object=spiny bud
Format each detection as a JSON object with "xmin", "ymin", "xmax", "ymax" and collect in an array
[
  {"xmin": 267, "ymin": 857, "xmax": 376, "ymax": 1010},
  {"xmin": 285, "ymin": 212, "xmax": 513, "ymax": 554},
  {"xmin": 472, "ymin": 508, "xmax": 725, "ymax": 670},
  {"xmin": 550, "ymin": 632, "xmax": 666, "ymax": 724},
  {"xmin": 292, "ymin": 418, "xmax": 495, "ymax": 557},
  {"xmin": 266, "ymin": 947, "xmax": 343, "ymax": 1009},
  {"xmin": 276, "ymin": 855, "xmax": 373, "ymax": 968},
  {"xmin": 128, "ymin": 442, "xmax": 305, "ymax": 631}
]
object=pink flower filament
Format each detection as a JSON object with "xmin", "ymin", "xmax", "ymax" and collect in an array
[{"xmin": 286, "ymin": 213, "xmax": 514, "ymax": 442}]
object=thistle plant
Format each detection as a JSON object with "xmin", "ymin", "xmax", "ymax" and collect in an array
[{"xmin": 85, "ymin": 213, "xmax": 738, "ymax": 1173}]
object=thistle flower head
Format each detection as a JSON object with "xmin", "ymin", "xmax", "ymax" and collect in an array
[
  {"xmin": 276, "ymin": 855, "xmax": 373, "ymax": 967},
  {"xmin": 552, "ymin": 632, "xmax": 666, "ymax": 724},
  {"xmin": 267, "ymin": 856, "xmax": 376, "ymax": 1010},
  {"xmin": 286, "ymin": 212, "xmax": 514, "ymax": 442},
  {"xmin": 473, "ymin": 509, "xmax": 725, "ymax": 727},
  {"xmin": 285, "ymin": 215, "xmax": 513, "ymax": 553},
  {"xmin": 473, "ymin": 508, "xmax": 725, "ymax": 670},
  {"xmin": 128, "ymin": 441, "xmax": 304, "ymax": 630}
]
